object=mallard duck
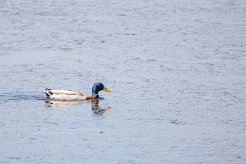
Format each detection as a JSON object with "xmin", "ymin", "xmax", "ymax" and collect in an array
[{"xmin": 44, "ymin": 82, "xmax": 111, "ymax": 101}]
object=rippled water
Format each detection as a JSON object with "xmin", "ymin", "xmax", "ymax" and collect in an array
[{"xmin": 0, "ymin": 0, "xmax": 246, "ymax": 163}]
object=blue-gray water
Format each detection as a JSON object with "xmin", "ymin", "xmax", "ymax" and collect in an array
[{"xmin": 0, "ymin": 0, "xmax": 246, "ymax": 163}]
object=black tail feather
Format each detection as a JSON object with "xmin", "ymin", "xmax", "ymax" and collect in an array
[{"xmin": 44, "ymin": 88, "xmax": 53, "ymax": 97}]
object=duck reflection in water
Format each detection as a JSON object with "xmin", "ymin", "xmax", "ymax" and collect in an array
[
  {"xmin": 45, "ymin": 98, "xmax": 109, "ymax": 115},
  {"xmin": 45, "ymin": 99, "xmax": 88, "ymax": 107},
  {"xmin": 91, "ymin": 98, "xmax": 109, "ymax": 115}
]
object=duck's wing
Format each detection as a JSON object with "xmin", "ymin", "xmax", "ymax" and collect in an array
[{"xmin": 45, "ymin": 88, "xmax": 83, "ymax": 96}]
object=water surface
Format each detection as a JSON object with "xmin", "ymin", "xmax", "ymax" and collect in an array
[{"xmin": 0, "ymin": 0, "xmax": 246, "ymax": 163}]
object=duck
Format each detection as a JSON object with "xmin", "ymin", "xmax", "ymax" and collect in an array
[{"xmin": 44, "ymin": 82, "xmax": 111, "ymax": 101}]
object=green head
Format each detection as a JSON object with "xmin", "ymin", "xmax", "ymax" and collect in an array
[{"xmin": 92, "ymin": 82, "xmax": 111, "ymax": 94}]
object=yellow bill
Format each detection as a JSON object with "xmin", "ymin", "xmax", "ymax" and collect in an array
[{"xmin": 103, "ymin": 87, "xmax": 112, "ymax": 92}]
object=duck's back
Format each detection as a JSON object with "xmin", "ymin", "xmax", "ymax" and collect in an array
[
  {"xmin": 45, "ymin": 89, "xmax": 85, "ymax": 101},
  {"xmin": 49, "ymin": 89, "xmax": 82, "ymax": 95}
]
